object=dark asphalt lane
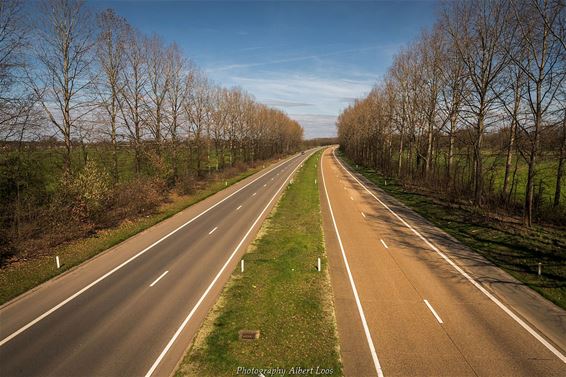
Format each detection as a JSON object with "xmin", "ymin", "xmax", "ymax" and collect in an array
[{"xmin": 0, "ymin": 150, "xmax": 316, "ymax": 377}]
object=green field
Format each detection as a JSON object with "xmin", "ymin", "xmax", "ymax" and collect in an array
[
  {"xmin": 176, "ymin": 150, "xmax": 343, "ymax": 377},
  {"xmin": 389, "ymin": 149, "xmax": 564, "ymax": 207}
]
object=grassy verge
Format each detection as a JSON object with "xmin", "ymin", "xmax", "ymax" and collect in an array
[
  {"xmin": 175, "ymin": 150, "xmax": 343, "ymax": 377},
  {"xmin": 0, "ymin": 164, "xmax": 266, "ymax": 305},
  {"xmin": 336, "ymin": 152, "xmax": 566, "ymax": 310}
]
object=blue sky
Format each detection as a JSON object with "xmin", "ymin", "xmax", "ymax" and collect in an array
[{"xmin": 91, "ymin": 0, "xmax": 439, "ymax": 138}]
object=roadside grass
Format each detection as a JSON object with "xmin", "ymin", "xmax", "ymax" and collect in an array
[
  {"xmin": 337, "ymin": 152, "xmax": 566, "ymax": 310},
  {"xmin": 0, "ymin": 165, "xmax": 263, "ymax": 305},
  {"xmin": 175, "ymin": 150, "xmax": 343, "ymax": 377}
]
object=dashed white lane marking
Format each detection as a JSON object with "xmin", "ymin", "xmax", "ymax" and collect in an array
[
  {"xmin": 236, "ymin": 205, "xmax": 242, "ymax": 210},
  {"xmin": 332, "ymin": 148, "xmax": 566, "ymax": 364},
  {"xmin": 149, "ymin": 271, "xmax": 169, "ymax": 287},
  {"xmin": 0, "ymin": 153, "xmax": 302, "ymax": 348},
  {"xmin": 321, "ymin": 151, "xmax": 384, "ymax": 377},
  {"xmin": 144, "ymin": 150, "xmax": 316, "ymax": 377},
  {"xmin": 208, "ymin": 227, "xmax": 218, "ymax": 235},
  {"xmin": 263, "ymin": 184, "xmax": 267, "ymax": 187},
  {"xmin": 380, "ymin": 239, "xmax": 388, "ymax": 249},
  {"xmin": 350, "ymin": 196, "xmax": 354, "ymax": 201},
  {"xmin": 424, "ymin": 299, "xmax": 443, "ymax": 324},
  {"xmin": 252, "ymin": 192, "xmax": 257, "ymax": 196},
  {"xmin": 362, "ymin": 212, "xmax": 366, "ymax": 218}
]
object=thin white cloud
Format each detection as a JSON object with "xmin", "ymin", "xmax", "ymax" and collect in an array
[
  {"xmin": 290, "ymin": 114, "xmax": 338, "ymax": 139},
  {"xmin": 240, "ymin": 46, "xmax": 268, "ymax": 52},
  {"xmin": 207, "ymin": 45, "xmax": 386, "ymax": 72},
  {"xmin": 230, "ymin": 74, "xmax": 372, "ymax": 111},
  {"xmin": 220, "ymin": 73, "xmax": 371, "ymax": 137},
  {"xmin": 262, "ymin": 99, "xmax": 313, "ymax": 108}
]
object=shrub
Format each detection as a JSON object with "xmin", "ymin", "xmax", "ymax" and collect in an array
[
  {"xmin": 53, "ymin": 160, "xmax": 112, "ymax": 223},
  {"xmin": 109, "ymin": 177, "xmax": 166, "ymax": 220},
  {"xmin": 175, "ymin": 174, "xmax": 196, "ymax": 196}
]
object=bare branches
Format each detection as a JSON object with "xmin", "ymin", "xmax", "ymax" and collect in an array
[
  {"xmin": 338, "ymin": 0, "xmax": 566, "ymax": 226},
  {"xmin": 30, "ymin": 0, "xmax": 97, "ymax": 171}
]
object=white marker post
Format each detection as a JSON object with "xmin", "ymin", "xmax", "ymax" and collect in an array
[
  {"xmin": 56, "ymin": 256, "xmax": 60, "ymax": 269},
  {"xmin": 241, "ymin": 259, "xmax": 245, "ymax": 273},
  {"xmin": 314, "ymin": 179, "xmax": 317, "ymax": 185},
  {"xmin": 538, "ymin": 262, "xmax": 542, "ymax": 276},
  {"xmin": 317, "ymin": 258, "xmax": 321, "ymax": 272},
  {"xmin": 225, "ymin": 181, "xmax": 227, "ymax": 186}
]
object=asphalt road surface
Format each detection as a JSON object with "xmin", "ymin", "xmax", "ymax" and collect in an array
[
  {"xmin": 319, "ymin": 147, "xmax": 566, "ymax": 377},
  {"xmin": 0, "ymin": 150, "xmax": 315, "ymax": 377}
]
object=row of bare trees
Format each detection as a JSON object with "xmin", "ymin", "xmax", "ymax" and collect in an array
[
  {"xmin": 337, "ymin": 0, "xmax": 565, "ymax": 226},
  {"xmin": 0, "ymin": 0, "xmax": 303, "ymax": 263},
  {"xmin": 14, "ymin": 1, "xmax": 302, "ymax": 176}
]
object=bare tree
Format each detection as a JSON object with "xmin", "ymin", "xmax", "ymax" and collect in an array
[
  {"xmin": 497, "ymin": 63, "xmax": 525, "ymax": 202},
  {"xmin": 437, "ymin": 28, "xmax": 467, "ymax": 184},
  {"xmin": 210, "ymin": 86, "xmax": 229, "ymax": 170},
  {"xmin": 145, "ymin": 34, "xmax": 170, "ymax": 155},
  {"xmin": 417, "ymin": 27, "xmax": 444, "ymax": 180},
  {"xmin": 508, "ymin": 0, "xmax": 565, "ymax": 226},
  {"xmin": 443, "ymin": 0, "xmax": 510, "ymax": 206},
  {"xmin": 185, "ymin": 70, "xmax": 211, "ymax": 175},
  {"xmin": 0, "ymin": 0, "xmax": 36, "ymax": 142},
  {"xmin": 96, "ymin": 8, "xmax": 128, "ymax": 182},
  {"xmin": 118, "ymin": 26, "xmax": 147, "ymax": 175},
  {"xmin": 165, "ymin": 43, "xmax": 192, "ymax": 179},
  {"xmin": 28, "ymin": 0, "xmax": 96, "ymax": 172}
]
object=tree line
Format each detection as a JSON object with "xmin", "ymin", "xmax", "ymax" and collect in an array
[
  {"xmin": 337, "ymin": 0, "xmax": 565, "ymax": 226},
  {"xmin": 0, "ymin": 0, "xmax": 303, "ymax": 263}
]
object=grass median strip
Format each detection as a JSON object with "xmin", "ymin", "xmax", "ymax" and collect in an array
[
  {"xmin": 337, "ymin": 152, "xmax": 566, "ymax": 310},
  {"xmin": 175, "ymin": 150, "xmax": 343, "ymax": 377},
  {"xmin": 0, "ymin": 165, "xmax": 264, "ymax": 305}
]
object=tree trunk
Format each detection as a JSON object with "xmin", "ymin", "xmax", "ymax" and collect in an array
[
  {"xmin": 447, "ymin": 111, "xmax": 456, "ymax": 183},
  {"xmin": 473, "ymin": 113, "xmax": 484, "ymax": 206},
  {"xmin": 398, "ymin": 129, "xmax": 404, "ymax": 177},
  {"xmin": 553, "ymin": 112, "xmax": 565, "ymax": 207},
  {"xmin": 502, "ymin": 80, "xmax": 520, "ymax": 200},
  {"xmin": 111, "ymin": 94, "xmax": 119, "ymax": 183}
]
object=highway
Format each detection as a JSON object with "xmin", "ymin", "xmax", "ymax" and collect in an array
[
  {"xmin": 0, "ymin": 150, "xmax": 315, "ymax": 377},
  {"xmin": 319, "ymin": 147, "xmax": 566, "ymax": 377}
]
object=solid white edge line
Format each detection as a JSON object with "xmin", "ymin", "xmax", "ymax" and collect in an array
[
  {"xmin": 144, "ymin": 149, "xmax": 319, "ymax": 377},
  {"xmin": 380, "ymin": 239, "xmax": 388, "ymax": 249},
  {"xmin": 208, "ymin": 227, "xmax": 218, "ymax": 235},
  {"xmin": 321, "ymin": 151, "xmax": 384, "ymax": 377},
  {"xmin": 332, "ymin": 148, "xmax": 566, "ymax": 364},
  {"xmin": 424, "ymin": 299, "xmax": 443, "ymax": 324},
  {"xmin": 149, "ymin": 271, "xmax": 169, "ymax": 288},
  {"xmin": 0, "ymin": 152, "xmax": 303, "ymax": 348}
]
